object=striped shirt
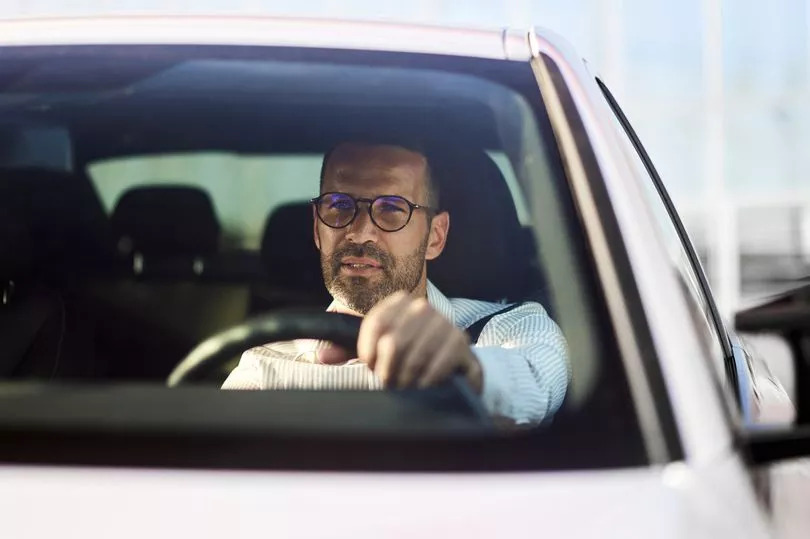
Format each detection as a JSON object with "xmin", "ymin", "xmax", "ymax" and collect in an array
[{"xmin": 222, "ymin": 281, "xmax": 570, "ymax": 424}]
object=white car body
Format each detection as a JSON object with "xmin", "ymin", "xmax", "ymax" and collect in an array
[
  {"xmin": 0, "ymin": 16, "xmax": 803, "ymax": 538},
  {"xmin": 0, "ymin": 461, "xmax": 768, "ymax": 538}
]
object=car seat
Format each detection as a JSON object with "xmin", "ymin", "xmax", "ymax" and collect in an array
[
  {"xmin": 0, "ymin": 167, "xmax": 107, "ymax": 378},
  {"xmin": 250, "ymin": 201, "xmax": 331, "ymax": 313},
  {"xmin": 426, "ymin": 147, "xmax": 546, "ymax": 304},
  {"xmin": 0, "ymin": 206, "xmax": 96, "ymax": 378},
  {"xmin": 111, "ymin": 185, "xmax": 220, "ymax": 278},
  {"xmin": 94, "ymin": 185, "xmax": 251, "ymax": 378}
]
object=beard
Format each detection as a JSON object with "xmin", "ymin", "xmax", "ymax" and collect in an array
[{"xmin": 321, "ymin": 237, "xmax": 428, "ymax": 315}]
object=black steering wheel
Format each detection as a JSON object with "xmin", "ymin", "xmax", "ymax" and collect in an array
[
  {"xmin": 166, "ymin": 310, "xmax": 487, "ymax": 422},
  {"xmin": 167, "ymin": 310, "xmax": 362, "ymax": 387}
]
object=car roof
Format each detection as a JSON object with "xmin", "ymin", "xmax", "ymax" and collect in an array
[
  {"xmin": 0, "ymin": 30, "xmax": 555, "ymax": 161},
  {"xmin": 0, "ymin": 15, "xmax": 581, "ymax": 63}
]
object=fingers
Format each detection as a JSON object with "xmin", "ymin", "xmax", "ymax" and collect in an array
[
  {"xmin": 356, "ymin": 292, "xmax": 479, "ymax": 390},
  {"xmin": 417, "ymin": 330, "xmax": 472, "ymax": 388},
  {"xmin": 369, "ymin": 297, "xmax": 432, "ymax": 386},
  {"xmin": 316, "ymin": 344, "xmax": 351, "ymax": 365},
  {"xmin": 396, "ymin": 316, "xmax": 447, "ymax": 388},
  {"xmin": 356, "ymin": 291, "xmax": 410, "ymax": 370}
]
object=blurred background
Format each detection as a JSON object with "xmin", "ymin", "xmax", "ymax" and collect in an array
[{"xmin": 2, "ymin": 0, "xmax": 807, "ymax": 320}]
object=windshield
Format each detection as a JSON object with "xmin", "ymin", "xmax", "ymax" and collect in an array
[{"xmin": 0, "ymin": 45, "xmax": 646, "ymax": 471}]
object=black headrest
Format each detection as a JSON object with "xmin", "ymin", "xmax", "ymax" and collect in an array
[
  {"xmin": 111, "ymin": 186, "xmax": 220, "ymax": 256},
  {"xmin": 427, "ymin": 149, "xmax": 535, "ymax": 302},
  {"xmin": 260, "ymin": 202, "xmax": 328, "ymax": 298},
  {"xmin": 0, "ymin": 167, "xmax": 112, "ymax": 274}
]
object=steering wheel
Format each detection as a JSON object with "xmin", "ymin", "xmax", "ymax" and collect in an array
[
  {"xmin": 166, "ymin": 310, "xmax": 487, "ymax": 420},
  {"xmin": 167, "ymin": 310, "xmax": 362, "ymax": 387}
]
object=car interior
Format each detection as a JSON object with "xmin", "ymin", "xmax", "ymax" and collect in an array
[
  {"xmin": 0, "ymin": 144, "xmax": 548, "ymax": 380},
  {"xmin": 0, "ymin": 45, "xmax": 649, "ymax": 469},
  {"xmin": 0, "ymin": 50, "xmax": 552, "ymax": 381}
]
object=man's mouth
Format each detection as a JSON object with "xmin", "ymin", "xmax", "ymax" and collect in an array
[
  {"xmin": 341, "ymin": 257, "xmax": 382, "ymax": 269},
  {"xmin": 340, "ymin": 256, "xmax": 383, "ymax": 274}
]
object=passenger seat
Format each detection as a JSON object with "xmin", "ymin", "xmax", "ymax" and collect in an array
[
  {"xmin": 92, "ymin": 185, "xmax": 249, "ymax": 379},
  {"xmin": 0, "ymin": 167, "xmax": 107, "ymax": 378},
  {"xmin": 0, "ymin": 207, "xmax": 96, "ymax": 378}
]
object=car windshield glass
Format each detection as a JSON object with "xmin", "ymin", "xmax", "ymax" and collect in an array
[{"xmin": 0, "ymin": 46, "xmax": 646, "ymax": 471}]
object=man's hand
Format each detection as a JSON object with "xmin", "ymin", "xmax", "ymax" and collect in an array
[{"xmin": 355, "ymin": 291, "xmax": 483, "ymax": 391}]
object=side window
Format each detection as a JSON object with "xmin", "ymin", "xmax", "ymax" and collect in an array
[
  {"xmin": 598, "ymin": 79, "xmax": 739, "ymax": 400},
  {"xmin": 486, "ymin": 150, "xmax": 530, "ymax": 225}
]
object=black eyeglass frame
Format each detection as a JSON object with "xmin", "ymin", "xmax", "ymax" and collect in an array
[{"xmin": 310, "ymin": 192, "xmax": 437, "ymax": 232}]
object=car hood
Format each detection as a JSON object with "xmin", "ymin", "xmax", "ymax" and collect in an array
[{"xmin": 0, "ymin": 457, "xmax": 770, "ymax": 538}]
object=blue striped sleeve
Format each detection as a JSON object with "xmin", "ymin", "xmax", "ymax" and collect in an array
[{"xmin": 468, "ymin": 302, "xmax": 570, "ymax": 424}]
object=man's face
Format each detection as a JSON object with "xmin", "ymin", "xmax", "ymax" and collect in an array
[{"xmin": 314, "ymin": 143, "xmax": 448, "ymax": 314}]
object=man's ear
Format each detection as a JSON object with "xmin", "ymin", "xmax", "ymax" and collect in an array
[
  {"xmin": 312, "ymin": 205, "xmax": 321, "ymax": 251},
  {"xmin": 425, "ymin": 211, "xmax": 449, "ymax": 261}
]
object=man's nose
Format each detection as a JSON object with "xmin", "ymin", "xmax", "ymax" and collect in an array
[{"xmin": 344, "ymin": 205, "xmax": 379, "ymax": 243}]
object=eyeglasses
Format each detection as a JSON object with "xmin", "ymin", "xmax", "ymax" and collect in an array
[{"xmin": 311, "ymin": 192, "xmax": 435, "ymax": 232}]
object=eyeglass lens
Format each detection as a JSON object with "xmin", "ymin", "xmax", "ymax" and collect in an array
[{"xmin": 316, "ymin": 193, "xmax": 412, "ymax": 231}]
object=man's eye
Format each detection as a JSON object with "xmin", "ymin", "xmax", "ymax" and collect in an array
[
  {"xmin": 328, "ymin": 200, "xmax": 354, "ymax": 210},
  {"xmin": 379, "ymin": 202, "xmax": 406, "ymax": 213}
]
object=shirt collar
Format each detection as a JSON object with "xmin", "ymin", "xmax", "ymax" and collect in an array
[
  {"xmin": 426, "ymin": 280, "xmax": 455, "ymax": 325},
  {"xmin": 325, "ymin": 280, "xmax": 455, "ymax": 325}
]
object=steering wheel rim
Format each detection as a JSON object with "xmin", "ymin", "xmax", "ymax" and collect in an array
[
  {"xmin": 166, "ymin": 310, "xmax": 362, "ymax": 387},
  {"xmin": 167, "ymin": 309, "xmax": 491, "ymax": 424}
]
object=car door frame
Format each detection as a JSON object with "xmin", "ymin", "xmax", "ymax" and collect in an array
[
  {"xmin": 595, "ymin": 78, "xmax": 742, "ymax": 409},
  {"xmin": 595, "ymin": 78, "xmax": 810, "ymax": 537}
]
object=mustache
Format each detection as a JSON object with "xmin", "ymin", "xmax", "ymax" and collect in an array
[{"xmin": 330, "ymin": 242, "xmax": 392, "ymax": 270}]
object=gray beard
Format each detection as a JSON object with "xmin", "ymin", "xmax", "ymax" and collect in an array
[{"xmin": 321, "ymin": 238, "xmax": 428, "ymax": 315}]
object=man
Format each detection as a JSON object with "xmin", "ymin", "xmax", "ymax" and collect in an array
[{"xmin": 223, "ymin": 142, "xmax": 570, "ymax": 424}]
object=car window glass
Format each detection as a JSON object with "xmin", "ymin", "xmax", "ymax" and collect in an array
[
  {"xmin": 601, "ymin": 84, "xmax": 730, "ymax": 382},
  {"xmin": 0, "ymin": 47, "xmax": 649, "ymax": 470},
  {"xmin": 89, "ymin": 153, "xmax": 322, "ymax": 250}
]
